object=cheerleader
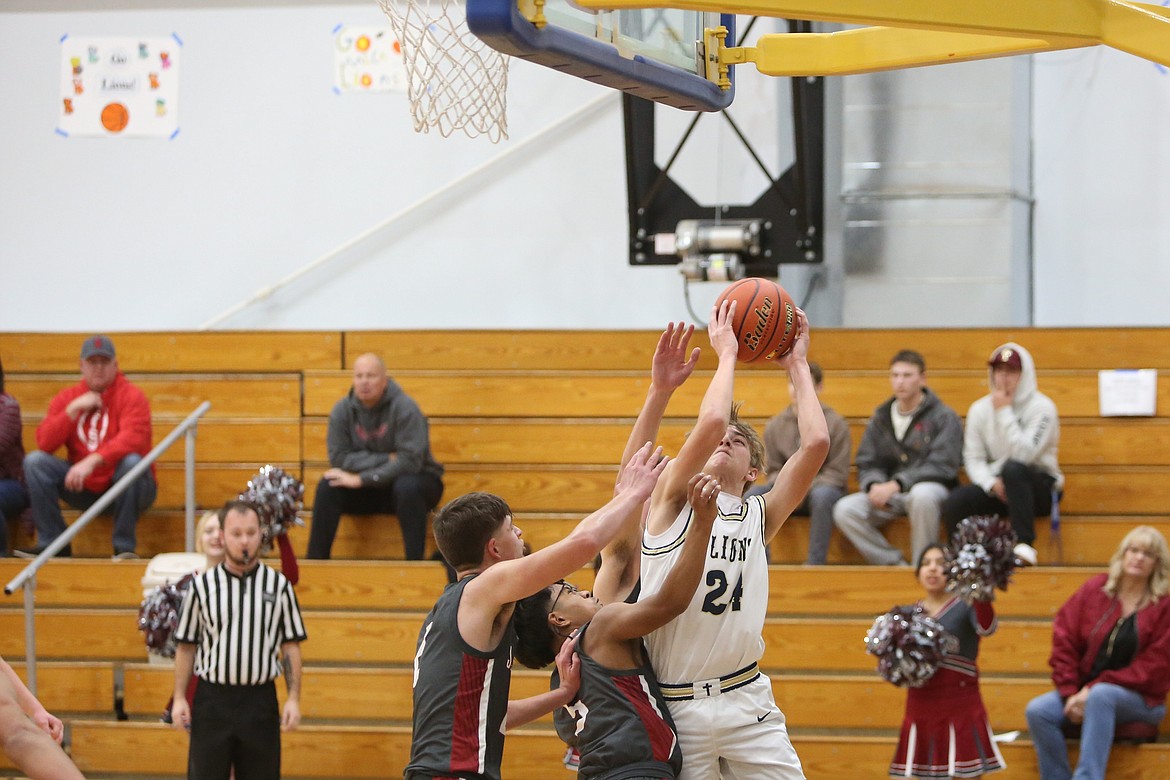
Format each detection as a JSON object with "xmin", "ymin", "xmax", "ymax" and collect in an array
[{"xmin": 890, "ymin": 543, "xmax": 1005, "ymax": 778}]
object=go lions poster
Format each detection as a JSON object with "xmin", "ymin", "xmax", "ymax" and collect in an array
[
  {"xmin": 58, "ymin": 34, "xmax": 181, "ymax": 139},
  {"xmin": 333, "ymin": 25, "xmax": 406, "ymax": 93}
]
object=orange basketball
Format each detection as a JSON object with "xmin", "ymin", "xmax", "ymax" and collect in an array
[
  {"xmin": 101, "ymin": 102, "xmax": 129, "ymax": 133},
  {"xmin": 715, "ymin": 278, "xmax": 798, "ymax": 363}
]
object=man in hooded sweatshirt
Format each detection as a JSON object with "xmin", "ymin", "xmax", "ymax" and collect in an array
[
  {"xmin": 306, "ymin": 353, "xmax": 444, "ymax": 560},
  {"xmin": 941, "ymin": 343, "xmax": 1063, "ymax": 566}
]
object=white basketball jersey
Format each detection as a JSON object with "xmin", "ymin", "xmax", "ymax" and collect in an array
[{"xmin": 639, "ymin": 492, "xmax": 769, "ymax": 686}]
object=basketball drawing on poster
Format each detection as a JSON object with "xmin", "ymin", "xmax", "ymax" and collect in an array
[
  {"xmin": 333, "ymin": 25, "xmax": 406, "ymax": 93},
  {"xmin": 58, "ymin": 34, "xmax": 181, "ymax": 139}
]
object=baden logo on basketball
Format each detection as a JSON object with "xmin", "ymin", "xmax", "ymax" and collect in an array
[
  {"xmin": 742, "ymin": 296, "xmax": 774, "ymax": 353},
  {"xmin": 714, "ymin": 278, "xmax": 799, "ymax": 364}
]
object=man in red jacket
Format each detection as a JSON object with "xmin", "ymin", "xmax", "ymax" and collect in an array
[{"xmin": 16, "ymin": 335, "xmax": 156, "ymax": 560}]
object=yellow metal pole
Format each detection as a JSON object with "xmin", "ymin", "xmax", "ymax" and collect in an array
[
  {"xmin": 722, "ymin": 27, "xmax": 1093, "ymax": 77},
  {"xmin": 572, "ymin": 0, "xmax": 1108, "ymax": 38},
  {"xmin": 572, "ymin": 0, "xmax": 1170, "ymax": 72},
  {"xmin": 1100, "ymin": 1, "xmax": 1170, "ymax": 64}
]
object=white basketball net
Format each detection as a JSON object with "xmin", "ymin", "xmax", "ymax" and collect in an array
[{"xmin": 378, "ymin": 0, "xmax": 510, "ymax": 142}]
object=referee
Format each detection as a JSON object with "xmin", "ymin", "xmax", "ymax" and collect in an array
[{"xmin": 170, "ymin": 499, "xmax": 308, "ymax": 779}]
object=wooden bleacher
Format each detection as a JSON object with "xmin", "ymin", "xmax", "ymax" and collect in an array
[
  {"xmin": 1, "ymin": 561, "xmax": 1168, "ymax": 778},
  {"xmin": 2, "ymin": 328, "xmax": 1170, "ymax": 778}
]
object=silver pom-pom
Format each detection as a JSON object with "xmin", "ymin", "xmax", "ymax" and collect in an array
[
  {"xmin": 864, "ymin": 605, "xmax": 955, "ymax": 688},
  {"xmin": 138, "ymin": 574, "xmax": 193, "ymax": 658},
  {"xmin": 239, "ymin": 465, "xmax": 305, "ymax": 553},
  {"xmin": 946, "ymin": 515, "xmax": 1018, "ymax": 604}
]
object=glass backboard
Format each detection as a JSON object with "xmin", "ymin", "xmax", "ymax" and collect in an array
[{"xmin": 467, "ymin": 0, "xmax": 735, "ymax": 111}]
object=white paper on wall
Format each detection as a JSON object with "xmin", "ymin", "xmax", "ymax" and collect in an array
[
  {"xmin": 58, "ymin": 34, "xmax": 181, "ymax": 139},
  {"xmin": 1098, "ymin": 369, "xmax": 1158, "ymax": 417},
  {"xmin": 333, "ymin": 24, "xmax": 405, "ymax": 93}
]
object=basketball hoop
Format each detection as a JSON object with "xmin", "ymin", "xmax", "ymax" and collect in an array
[{"xmin": 378, "ymin": 0, "xmax": 509, "ymax": 142}]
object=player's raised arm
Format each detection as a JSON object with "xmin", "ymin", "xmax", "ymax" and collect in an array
[
  {"xmin": 645, "ymin": 300, "xmax": 739, "ymax": 534},
  {"xmin": 617, "ymin": 323, "xmax": 699, "ymax": 474},
  {"xmin": 592, "ymin": 473, "xmax": 721, "ymax": 641},
  {"xmin": 762, "ymin": 308, "xmax": 829, "ymax": 541},
  {"xmin": 466, "ymin": 442, "xmax": 668, "ymax": 609},
  {"xmin": 595, "ymin": 323, "xmax": 699, "ymax": 605}
]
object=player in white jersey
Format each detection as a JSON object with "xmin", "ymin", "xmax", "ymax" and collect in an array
[{"xmin": 639, "ymin": 298, "xmax": 829, "ymax": 780}]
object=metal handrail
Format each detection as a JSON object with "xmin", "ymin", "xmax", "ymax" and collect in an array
[{"xmin": 4, "ymin": 400, "xmax": 211, "ymax": 695}]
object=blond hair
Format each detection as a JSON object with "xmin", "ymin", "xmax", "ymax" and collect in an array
[
  {"xmin": 729, "ymin": 402, "xmax": 765, "ymax": 492},
  {"xmin": 194, "ymin": 510, "xmax": 221, "ymax": 555},
  {"xmin": 1104, "ymin": 525, "xmax": 1170, "ymax": 601}
]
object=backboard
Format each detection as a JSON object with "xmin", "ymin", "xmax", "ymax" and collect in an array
[{"xmin": 467, "ymin": 0, "xmax": 735, "ymax": 111}]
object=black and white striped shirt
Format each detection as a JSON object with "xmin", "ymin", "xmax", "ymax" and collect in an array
[{"xmin": 174, "ymin": 562, "xmax": 307, "ymax": 686}]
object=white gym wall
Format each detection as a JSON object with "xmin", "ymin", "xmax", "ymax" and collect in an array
[{"xmin": 1, "ymin": 3, "xmax": 1169, "ymax": 330}]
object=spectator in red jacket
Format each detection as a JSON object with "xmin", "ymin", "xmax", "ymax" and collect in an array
[
  {"xmin": 16, "ymin": 335, "xmax": 156, "ymax": 560},
  {"xmin": 0, "ymin": 358, "xmax": 30, "ymax": 556},
  {"xmin": 1025, "ymin": 525, "xmax": 1170, "ymax": 780}
]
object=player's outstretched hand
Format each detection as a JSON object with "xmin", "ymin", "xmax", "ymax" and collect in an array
[
  {"xmin": 708, "ymin": 299, "xmax": 739, "ymax": 362},
  {"xmin": 616, "ymin": 442, "xmax": 669, "ymax": 501},
  {"xmin": 652, "ymin": 322, "xmax": 700, "ymax": 392},
  {"xmin": 774, "ymin": 307, "xmax": 810, "ymax": 369},
  {"xmin": 688, "ymin": 473, "xmax": 721, "ymax": 532},
  {"xmin": 554, "ymin": 633, "xmax": 581, "ymax": 702}
]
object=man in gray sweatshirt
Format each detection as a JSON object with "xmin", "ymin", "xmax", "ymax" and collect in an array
[
  {"xmin": 941, "ymin": 343, "xmax": 1063, "ymax": 566},
  {"xmin": 833, "ymin": 349, "xmax": 963, "ymax": 566},
  {"xmin": 306, "ymin": 353, "xmax": 444, "ymax": 560}
]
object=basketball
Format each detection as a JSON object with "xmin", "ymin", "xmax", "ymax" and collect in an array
[
  {"xmin": 101, "ymin": 102, "xmax": 129, "ymax": 133},
  {"xmin": 715, "ymin": 278, "xmax": 798, "ymax": 363}
]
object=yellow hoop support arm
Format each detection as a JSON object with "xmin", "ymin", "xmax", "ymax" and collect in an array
[
  {"xmin": 720, "ymin": 27, "xmax": 1093, "ymax": 77},
  {"xmin": 580, "ymin": 0, "xmax": 1170, "ymax": 70}
]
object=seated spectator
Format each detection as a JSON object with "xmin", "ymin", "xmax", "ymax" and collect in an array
[
  {"xmin": 0, "ymin": 359, "xmax": 30, "ymax": 556},
  {"xmin": 747, "ymin": 360, "xmax": 850, "ymax": 564},
  {"xmin": 833, "ymin": 350, "xmax": 963, "ymax": 566},
  {"xmin": 1025, "ymin": 526, "xmax": 1170, "ymax": 780},
  {"xmin": 0, "ymin": 654, "xmax": 85, "ymax": 779},
  {"xmin": 195, "ymin": 509, "xmax": 226, "ymax": 568},
  {"xmin": 17, "ymin": 335, "xmax": 156, "ymax": 560},
  {"xmin": 306, "ymin": 353, "xmax": 444, "ymax": 560},
  {"xmin": 942, "ymin": 343, "xmax": 1063, "ymax": 566}
]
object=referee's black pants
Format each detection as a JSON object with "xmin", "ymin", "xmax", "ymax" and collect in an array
[{"xmin": 189, "ymin": 679, "xmax": 280, "ymax": 780}]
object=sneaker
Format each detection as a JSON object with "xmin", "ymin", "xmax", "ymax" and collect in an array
[
  {"xmin": 1014, "ymin": 543, "xmax": 1038, "ymax": 567},
  {"xmin": 112, "ymin": 551, "xmax": 140, "ymax": 561},
  {"xmin": 13, "ymin": 545, "xmax": 72, "ymax": 559}
]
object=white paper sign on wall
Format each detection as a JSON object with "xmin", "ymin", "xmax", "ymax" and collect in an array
[
  {"xmin": 58, "ymin": 34, "xmax": 181, "ymax": 139},
  {"xmin": 333, "ymin": 25, "xmax": 406, "ymax": 94},
  {"xmin": 1098, "ymin": 369, "xmax": 1158, "ymax": 417}
]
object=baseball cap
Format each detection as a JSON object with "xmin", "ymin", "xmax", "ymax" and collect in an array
[
  {"xmin": 988, "ymin": 347, "xmax": 1021, "ymax": 371},
  {"xmin": 81, "ymin": 335, "xmax": 116, "ymax": 360}
]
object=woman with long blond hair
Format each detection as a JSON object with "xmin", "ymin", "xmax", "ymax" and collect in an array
[
  {"xmin": 1025, "ymin": 525, "xmax": 1170, "ymax": 779},
  {"xmin": 194, "ymin": 509, "xmax": 226, "ymax": 567}
]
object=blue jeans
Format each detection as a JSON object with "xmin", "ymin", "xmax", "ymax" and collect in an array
[
  {"xmin": 744, "ymin": 482, "xmax": 845, "ymax": 564},
  {"xmin": 0, "ymin": 478, "xmax": 30, "ymax": 555},
  {"xmin": 1025, "ymin": 684, "xmax": 1166, "ymax": 780},
  {"xmin": 24, "ymin": 450, "xmax": 157, "ymax": 554}
]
